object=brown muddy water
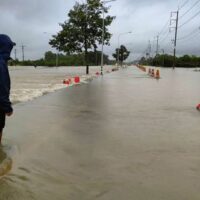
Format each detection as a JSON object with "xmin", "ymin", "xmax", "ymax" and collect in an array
[{"xmin": 0, "ymin": 66, "xmax": 200, "ymax": 200}]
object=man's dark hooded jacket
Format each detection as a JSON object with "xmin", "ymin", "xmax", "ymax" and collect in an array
[{"xmin": 0, "ymin": 34, "xmax": 15, "ymax": 113}]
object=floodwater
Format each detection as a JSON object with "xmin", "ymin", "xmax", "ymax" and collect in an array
[
  {"xmin": 0, "ymin": 66, "xmax": 200, "ymax": 200},
  {"xmin": 9, "ymin": 66, "xmax": 113, "ymax": 103}
]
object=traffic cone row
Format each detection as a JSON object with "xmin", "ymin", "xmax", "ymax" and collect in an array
[
  {"xmin": 63, "ymin": 78, "xmax": 71, "ymax": 85},
  {"xmin": 148, "ymin": 68, "xmax": 160, "ymax": 79},
  {"xmin": 63, "ymin": 76, "xmax": 80, "ymax": 85},
  {"xmin": 136, "ymin": 64, "xmax": 146, "ymax": 72},
  {"xmin": 95, "ymin": 66, "xmax": 117, "ymax": 76}
]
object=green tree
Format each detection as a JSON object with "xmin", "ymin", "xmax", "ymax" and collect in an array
[
  {"xmin": 49, "ymin": 0, "xmax": 115, "ymax": 73},
  {"xmin": 139, "ymin": 57, "xmax": 147, "ymax": 65},
  {"xmin": 113, "ymin": 45, "xmax": 130, "ymax": 65},
  {"xmin": 45, "ymin": 51, "xmax": 56, "ymax": 61}
]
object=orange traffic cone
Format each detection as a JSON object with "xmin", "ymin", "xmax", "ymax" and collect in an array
[
  {"xmin": 148, "ymin": 68, "xmax": 151, "ymax": 75},
  {"xmin": 155, "ymin": 70, "xmax": 160, "ymax": 79},
  {"xmin": 74, "ymin": 76, "xmax": 80, "ymax": 83},
  {"xmin": 151, "ymin": 69, "xmax": 155, "ymax": 77}
]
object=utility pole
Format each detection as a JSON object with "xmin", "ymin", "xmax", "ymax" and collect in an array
[
  {"xmin": 84, "ymin": 3, "xmax": 89, "ymax": 74},
  {"xmin": 14, "ymin": 48, "xmax": 17, "ymax": 66},
  {"xmin": 21, "ymin": 45, "xmax": 25, "ymax": 62},
  {"xmin": 117, "ymin": 31, "xmax": 132, "ymax": 66},
  {"xmin": 147, "ymin": 40, "xmax": 151, "ymax": 58},
  {"xmin": 156, "ymin": 35, "xmax": 159, "ymax": 56},
  {"xmin": 101, "ymin": 0, "xmax": 116, "ymax": 75},
  {"xmin": 170, "ymin": 11, "xmax": 179, "ymax": 69},
  {"xmin": 100, "ymin": 5, "xmax": 105, "ymax": 75},
  {"xmin": 56, "ymin": 51, "xmax": 58, "ymax": 67},
  {"xmin": 161, "ymin": 49, "xmax": 165, "ymax": 67},
  {"xmin": 14, "ymin": 49, "xmax": 17, "ymax": 60}
]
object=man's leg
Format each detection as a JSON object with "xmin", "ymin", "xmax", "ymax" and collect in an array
[
  {"xmin": 0, "ymin": 110, "xmax": 5, "ymax": 144},
  {"xmin": 0, "ymin": 129, "xmax": 2, "ymax": 144}
]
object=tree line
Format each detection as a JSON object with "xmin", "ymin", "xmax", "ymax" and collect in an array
[
  {"xmin": 10, "ymin": 51, "xmax": 115, "ymax": 67},
  {"xmin": 9, "ymin": 46, "xmax": 130, "ymax": 67},
  {"xmin": 139, "ymin": 54, "xmax": 200, "ymax": 68}
]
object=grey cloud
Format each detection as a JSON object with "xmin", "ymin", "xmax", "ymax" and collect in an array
[
  {"xmin": 0, "ymin": 0, "xmax": 71, "ymax": 25},
  {"xmin": 1, "ymin": 0, "xmax": 200, "ymax": 61}
]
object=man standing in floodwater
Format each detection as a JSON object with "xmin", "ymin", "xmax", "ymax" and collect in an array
[{"xmin": 0, "ymin": 34, "xmax": 16, "ymax": 144}]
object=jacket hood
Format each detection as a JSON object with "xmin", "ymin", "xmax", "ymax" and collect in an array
[{"xmin": 0, "ymin": 34, "xmax": 16, "ymax": 60}]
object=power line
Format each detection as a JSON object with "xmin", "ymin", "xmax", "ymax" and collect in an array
[
  {"xmin": 159, "ymin": 18, "xmax": 170, "ymax": 35},
  {"xmin": 179, "ymin": 0, "xmax": 200, "ymax": 19},
  {"xmin": 159, "ymin": 18, "xmax": 176, "ymax": 38},
  {"xmin": 178, "ymin": 27, "xmax": 200, "ymax": 40},
  {"xmin": 163, "ymin": 41, "xmax": 173, "ymax": 50},
  {"xmin": 160, "ymin": 32, "xmax": 171, "ymax": 43},
  {"xmin": 179, "ymin": 30, "xmax": 200, "ymax": 43},
  {"xmin": 179, "ymin": 10, "xmax": 200, "ymax": 28},
  {"xmin": 179, "ymin": 0, "xmax": 189, "ymax": 10},
  {"xmin": 135, "ymin": 49, "xmax": 146, "ymax": 61},
  {"xmin": 159, "ymin": 27, "xmax": 171, "ymax": 41},
  {"xmin": 159, "ymin": 18, "xmax": 174, "ymax": 41}
]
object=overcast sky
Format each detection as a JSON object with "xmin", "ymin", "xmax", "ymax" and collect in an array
[{"xmin": 1, "ymin": 0, "xmax": 200, "ymax": 61}]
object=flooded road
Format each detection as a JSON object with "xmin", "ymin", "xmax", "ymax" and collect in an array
[
  {"xmin": 1, "ymin": 66, "xmax": 200, "ymax": 199},
  {"xmin": 9, "ymin": 66, "xmax": 113, "ymax": 103}
]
